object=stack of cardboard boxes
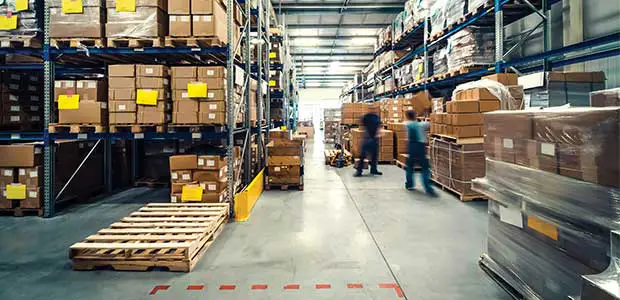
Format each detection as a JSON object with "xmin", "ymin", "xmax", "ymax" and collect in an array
[
  {"xmin": 50, "ymin": 0, "xmax": 105, "ymax": 40},
  {"xmin": 54, "ymin": 79, "xmax": 107, "ymax": 126},
  {"xmin": 386, "ymin": 123, "xmax": 408, "ymax": 164},
  {"xmin": 350, "ymin": 128, "xmax": 394, "ymax": 163},
  {"xmin": 381, "ymin": 92, "xmax": 432, "ymax": 123},
  {"xmin": 591, "ymin": 87, "xmax": 620, "ymax": 107},
  {"xmin": 519, "ymin": 71, "xmax": 605, "ymax": 108},
  {"xmin": 1, "ymin": 72, "xmax": 43, "ymax": 129},
  {"xmin": 475, "ymin": 107, "xmax": 620, "ymax": 298},
  {"xmin": 171, "ymin": 66, "xmax": 227, "ymax": 125},
  {"xmin": 168, "ymin": 0, "xmax": 240, "ymax": 43},
  {"xmin": 342, "ymin": 103, "xmax": 370, "ymax": 125},
  {"xmin": 106, "ymin": 0, "xmax": 167, "ymax": 41},
  {"xmin": 108, "ymin": 64, "xmax": 171, "ymax": 125},
  {"xmin": 267, "ymin": 130, "xmax": 304, "ymax": 187},
  {"xmin": 429, "ymin": 138, "xmax": 486, "ymax": 199},
  {"xmin": 169, "ymin": 154, "xmax": 228, "ymax": 203}
]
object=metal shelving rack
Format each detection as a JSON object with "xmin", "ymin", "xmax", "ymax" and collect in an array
[
  {"xmin": 268, "ymin": 12, "xmax": 298, "ymax": 130},
  {"xmin": 0, "ymin": 0, "xmax": 275, "ymax": 218},
  {"xmin": 340, "ymin": 0, "xmax": 620, "ymax": 102}
]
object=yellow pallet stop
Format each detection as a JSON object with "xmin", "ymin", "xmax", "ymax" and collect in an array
[{"xmin": 234, "ymin": 169, "xmax": 264, "ymax": 222}]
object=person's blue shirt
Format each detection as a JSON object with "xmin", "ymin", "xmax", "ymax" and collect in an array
[{"xmin": 406, "ymin": 120, "xmax": 429, "ymax": 144}]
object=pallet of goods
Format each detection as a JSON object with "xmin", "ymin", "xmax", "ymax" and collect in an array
[
  {"xmin": 51, "ymin": 79, "xmax": 108, "ymax": 133},
  {"xmin": 519, "ymin": 71, "xmax": 606, "ymax": 108},
  {"xmin": 166, "ymin": 0, "xmax": 240, "ymax": 47},
  {"xmin": 0, "ymin": 0, "xmax": 42, "ymax": 48},
  {"xmin": 266, "ymin": 130, "xmax": 304, "ymax": 190},
  {"xmin": 341, "ymin": 103, "xmax": 370, "ymax": 126},
  {"xmin": 169, "ymin": 154, "xmax": 229, "ymax": 203},
  {"xmin": 69, "ymin": 202, "xmax": 229, "ymax": 272},
  {"xmin": 350, "ymin": 128, "xmax": 394, "ymax": 163},
  {"xmin": 0, "ymin": 71, "xmax": 43, "ymax": 131},
  {"xmin": 105, "ymin": 0, "xmax": 167, "ymax": 47},
  {"xmin": 473, "ymin": 104, "xmax": 620, "ymax": 299},
  {"xmin": 170, "ymin": 66, "xmax": 229, "ymax": 126},
  {"xmin": 324, "ymin": 149, "xmax": 352, "ymax": 167},
  {"xmin": 49, "ymin": 0, "xmax": 105, "ymax": 48}
]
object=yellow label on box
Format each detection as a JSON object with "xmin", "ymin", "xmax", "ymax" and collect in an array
[
  {"xmin": 62, "ymin": 0, "xmax": 83, "ymax": 14},
  {"xmin": 280, "ymin": 126, "xmax": 287, "ymax": 131},
  {"xmin": 15, "ymin": 0, "xmax": 29, "ymax": 12},
  {"xmin": 6, "ymin": 184, "xmax": 26, "ymax": 200},
  {"xmin": 136, "ymin": 89, "xmax": 158, "ymax": 105},
  {"xmin": 187, "ymin": 82, "xmax": 208, "ymax": 98},
  {"xmin": 181, "ymin": 185, "xmax": 203, "ymax": 202},
  {"xmin": 269, "ymin": 80, "xmax": 276, "ymax": 87},
  {"xmin": 116, "ymin": 0, "xmax": 136, "ymax": 12},
  {"xmin": 269, "ymin": 52, "xmax": 277, "ymax": 59},
  {"xmin": 527, "ymin": 216, "xmax": 558, "ymax": 241},
  {"xmin": 0, "ymin": 16, "xmax": 18, "ymax": 30},
  {"xmin": 58, "ymin": 94, "xmax": 80, "ymax": 110}
]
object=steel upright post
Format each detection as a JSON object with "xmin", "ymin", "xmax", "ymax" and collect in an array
[
  {"xmin": 495, "ymin": 0, "xmax": 504, "ymax": 73},
  {"xmin": 226, "ymin": 0, "xmax": 235, "ymax": 213},
  {"xmin": 43, "ymin": 0, "xmax": 54, "ymax": 218}
]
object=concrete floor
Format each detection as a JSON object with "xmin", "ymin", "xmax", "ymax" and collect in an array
[{"xmin": 0, "ymin": 134, "xmax": 510, "ymax": 300}]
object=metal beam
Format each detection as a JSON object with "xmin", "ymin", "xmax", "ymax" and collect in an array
[
  {"xmin": 292, "ymin": 52, "xmax": 373, "ymax": 57},
  {"xmin": 275, "ymin": 3, "xmax": 403, "ymax": 15},
  {"xmin": 289, "ymin": 35, "xmax": 378, "ymax": 40},
  {"xmin": 287, "ymin": 24, "xmax": 388, "ymax": 30},
  {"xmin": 294, "ymin": 59, "xmax": 371, "ymax": 63},
  {"xmin": 291, "ymin": 45, "xmax": 374, "ymax": 50}
]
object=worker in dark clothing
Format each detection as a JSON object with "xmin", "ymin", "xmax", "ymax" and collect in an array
[
  {"xmin": 405, "ymin": 111, "xmax": 437, "ymax": 197},
  {"xmin": 354, "ymin": 112, "xmax": 383, "ymax": 177}
]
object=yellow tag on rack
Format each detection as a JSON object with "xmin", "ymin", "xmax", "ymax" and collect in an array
[
  {"xmin": 136, "ymin": 89, "xmax": 158, "ymax": 105},
  {"xmin": 0, "ymin": 16, "xmax": 18, "ymax": 30},
  {"xmin": 15, "ymin": 0, "xmax": 29, "ymax": 12},
  {"xmin": 269, "ymin": 80, "xmax": 276, "ymax": 87},
  {"xmin": 6, "ymin": 184, "xmax": 26, "ymax": 200},
  {"xmin": 62, "ymin": 0, "xmax": 83, "ymax": 14},
  {"xmin": 116, "ymin": 0, "xmax": 136, "ymax": 12},
  {"xmin": 58, "ymin": 94, "xmax": 80, "ymax": 110},
  {"xmin": 187, "ymin": 82, "xmax": 208, "ymax": 98},
  {"xmin": 269, "ymin": 52, "xmax": 277, "ymax": 59},
  {"xmin": 181, "ymin": 185, "xmax": 203, "ymax": 202}
]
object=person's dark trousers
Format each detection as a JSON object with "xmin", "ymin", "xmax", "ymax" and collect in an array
[
  {"xmin": 356, "ymin": 138, "xmax": 379, "ymax": 174},
  {"xmin": 405, "ymin": 142, "xmax": 434, "ymax": 193}
]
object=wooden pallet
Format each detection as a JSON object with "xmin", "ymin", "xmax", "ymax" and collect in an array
[
  {"xmin": 69, "ymin": 203, "xmax": 229, "ymax": 272},
  {"xmin": 48, "ymin": 124, "xmax": 107, "ymax": 134},
  {"xmin": 393, "ymin": 159, "xmax": 423, "ymax": 171},
  {"xmin": 0, "ymin": 36, "xmax": 42, "ymax": 48},
  {"xmin": 134, "ymin": 178, "xmax": 169, "ymax": 188},
  {"xmin": 324, "ymin": 149, "xmax": 353, "ymax": 167},
  {"xmin": 165, "ymin": 37, "xmax": 225, "ymax": 48},
  {"xmin": 0, "ymin": 207, "xmax": 43, "ymax": 217},
  {"xmin": 265, "ymin": 183, "xmax": 304, "ymax": 191},
  {"xmin": 50, "ymin": 38, "xmax": 105, "ymax": 48},
  {"xmin": 107, "ymin": 37, "xmax": 164, "ymax": 48},
  {"xmin": 431, "ymin": 178, "xmax": 486, "ymax": 201},
  {"xmin": 431, "ymin": 134, "xmax": 484, "ymax": 145},
  {"xmin": 110, "ymin": 124, "xmax": 166, "ymax": 133}
]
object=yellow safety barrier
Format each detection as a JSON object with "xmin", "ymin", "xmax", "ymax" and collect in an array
[{"xmin": 234, "ymin": 169, "xmax": 264, "ymax": 222}]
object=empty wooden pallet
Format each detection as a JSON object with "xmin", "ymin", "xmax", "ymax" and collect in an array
[{"xmin": 69, "ymin": 203, "xmax": 229, "ymax": 272}]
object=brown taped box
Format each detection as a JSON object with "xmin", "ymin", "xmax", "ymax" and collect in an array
[
  {"xmin": 169, "ymin": 0, "xmax": 190, "ymax": 14},
  {"xmin": 136, "ymin": 89, "xmax": 169, "ymax": 101},
  {"xmin": 484, "ymin": 135, "xmax": 516, "ymax": 164},
  {"xmin": 450, "ymin": 113, "xmax": 483, "ymax": 126},
  {"xmin": 267, "ymin": 156, "xmax": 302, "ymax": 166},
  {"xmin": 171, "ymin": 182, "xmax": 185, "ymax": 193},
  {"xmin": 200, "ymin": 179, "xmax": 227, "ymax": 193},
  {"xmin": 173, "ymin": 112, "xmax": 198, "ymax": 124},
  {"xmin": 201, "ymin": 191, "xmax": 227, "ymax": 203},
  {"xmin": 77, "ymin": 80, "xmax": 106, "ymax": 102},
  {"xmin": 192, "ymin": 0, "xmax": 224, "ymax": 14},
  {"xmin": 268, "ymin": 165, "xmax": 301, "ymax": 177},
  {"xmin": 198, "ymin": 66, "xmax": 226, "ymax": 78},
  {"xmin": 137, "ymin": 77, "xmax": 169, "ymax": 89},
  {"xmin": 197, "ymin": 155, "xmax": 227, "ymax": 170},
  {"xmin": 447, "ymin": 100, "xmax": 479, "ymax": 113},
  {"xmin": 482, "ymin": 73, "xmax": 519, "ymax": 86},
  {"xmin": 50, "ymin": 7, "xmax": 104, "ymax": 38},
  {"xmin": 192, "ymin": 9, "xmax": 227, "ymax": 42},
  {"xmin": 0, "ymin": 144, "xmax": 42, "ymax": 167},
  {"xmin": 171, "ymin": 170, "xmax": 193, "ymax": 182},
  {"xmin": 193, "ymin": 168, "xmax": 227, "ymax": 181},
  {"xmin": 138, "ymin": 111, "xmax": 170, "ymax": 124},
  {"xmin": 172, "ymin": 66, "xmax": 198, "ymax": 78},
  {"xmin": 109, "ymin": 112, "xmax": 136, "ymax": 124},
  {"xmin": 58, "ymin": 102, "xmax": 107, "ymax": 124},
  {"xmin": 54, "ymin": 80, "xmax": 75, "ymax": 100},
  {"xmin": 430, "ymin": 139, "xmax": 485, "ymax": 185},
  {"xmin": 174, "ymin": 100, "xmax": 199, "ymax": 112},
  {"xmin": 172, "ymin": 77, "xmax": 195, "ymax": 90},
  {"xmin": 268, "ymin": 176, "xmax": 302, "ymax": 185},
  {"xmin": 201, "ymin": 77, "xmax": 226, "ymax": 90},
  {"xmin": 109, "ymin": 65, "xmax": 136, "ymax": 77},
  {"xmin": 558, "ymin": 144, "xmax": 619, "ymax": 187},
  {"xmin": 199, "ymin": 112, "xmax": 225, "ymax": 124},
  {"xmin": 451, "ymin": 125, "xmax": 482, "ymax": 138},
  {"xmin": 591, "ymin": 88, "xmax": 620, "ymax": 107},
  {"xmin": 479, "ymin": 100, "xmax": 501, "ymax": 112},
  {"xmin": 169, "ymin": 154, "xmax": 198, "ymax": 170},
  {"xmin": 172, "ymin": 90, "xmax": 190, "ymax": 101},
  {"xmin": 483, "ymin": 111, "xmax": 534, "ymax": 140},
  {"xmin": 469, "ymin": 88, "xmax": 500, "ymax": 101},
  {"xmin": 105, "ymin": 0, "xmax": 166, "ymax": 8},
  {"xmin": 200, "ymin": 101, "xmax": 225, "ymax": 112},
  {"xmin": 18, "ymin": 166, "xmax": 42, "ymax": 187},
  {"xmin": 110, "ymin": 101, "xmax": 137, "ymax": 113},
  {"xmin": 169, "ymin": 15, "xmax": 192, "ymax": 37},
  {"xmin": 137, "ymin": 65, "xmax": 170, "ymax": 77},
  {"xmin": 207, "ymin": 89, "xmax": 226, "ymax": 101},
  {"xmin": 0, "ymin": 168, "xmax": 15, "ymax": 186},
  {"xmin": 109, "ymin": 77, "xmax": 136, "ymax": 89},
  {"xmin": 267, "ymin": 144, "xmax": 303, "ymax": 157}
]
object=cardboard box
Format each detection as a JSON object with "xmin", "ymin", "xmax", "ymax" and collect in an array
[
  {"xmin": 137, "ymin": 77, "xmax": 169, "ymax": 89},
  {"xmin": 193, "ymin": 168, "xmax": 227, "ymax": 181},
  {"xmin": 58, "ymin": 102, "xmax": 107, "ymax": 124},
  {"xmin": 109, "ymin": 65, "xmax": 136, "ymax": 77},
  {"xmin": 479, "ymin": 100, "xmax": 501, "ymax": 112},
  {"xmin": 172, "ymin": 66, "xmax": 198, "ymax": 78},
  {"xmin": 198, "ymin": 66, "xmax": 226, "ymax": 78},
  {"xmin": 199, "ymin": 111, "xmax": 225, "ymax": 124},
  {"xmin": 451, "ymin": 125, "xmax": 482, "ymax": 138},
  {"xmin": 447, "ymin": 100, "xmax": 479, "ymax": 113},
  {"xmin": 138, "ymin": 111, "xmax": 169, "ymax": 124},
  {"xmin": 199, "ymin": 179, "xmax": 227, "ymax": 193},
  {"xmin": 54, "ymin": 80, "xmax": 76, "ymax": 100},
  {"xmin": 110, "ymin": 101, "xmax": 137, "ymax": 113},
  {"xmin": 109, "ymin": 112, "xmax": 136, "ymax": 124},
  {"xmin": 173, "ymin": 90, "xmax": 190, "ymax": 101},
  {"xmin": 192, "ymin": 5, "xmax": 227, "ymax": 42},
  {"xmin": 174, "ymin": 100, "xmax": 199, "ymax": 112},
  {"xmin": 192, "ymin": 0, "xmax": 224, "ymax": 14},
  {"xmin": 172, "ymin": 77, "xmax": 196, "ymax": 90},
  {"xmin": 199, "ymin": 101, "xmax": 225, "ymax": 112},
  {"xmin": 267, "ymin": 155, "xmax": 301, "ymax": 166},
  {"xmin": 18, "ymin": 167, "xmax": 41, "ymax": 187},
  {"xmin": 169, "ymin": 0, "xmax": 190, "ymax": 13},
  {"xmin": 137, "ymin": 65, "xmax": 169, "ymax": 77},
  {"xmin": 468, "ymin": 88, "xmax": 500, "ymax": 101},
  {"xmin": 171, "ymin": 182, "xmax": 184, "ymax": 193},
  {"xmin": 201, "ymin": 191, "xmax": 226, "ymax": 203},
  {"xmin": 109, "ymin": 77, "xmax": 136, "ymax": 89},
  {"xmin": 0, "ymin": 144, "xmax": 42, "ymax": 167},
  {"xmin": 77, "ymin": 80, "xmax": 106, "ymax": 102},
  {"xmin": 171, "ymin": 170, "xmax": 193, "ymax": 182},
  {"xmin": 202, "ymin": 77, "xmax": 226, "ymax": 90},
  {"xmin": 170, "ymin": 15, "xmax": 192, "ymax": 37},
  {"xmin": 268, "ymin": 165, "xmax": 301, "ymax": 177},
  {"xmin": 483, "ymin": 73, "xmax": 519, "ymax": 86},
  {"xmin": 450, "ymin": 113, "xmax": 483, "ymax": 126},
  {"xmin": 197, "ymin": 155, "xmax": 227, "ymax": 170},
  {"xmin": 173, "ymin": 112, "xmax": 198, "ymax": 124},
  {"xmin": 169, "ymin": 155, "xmax": 198, "ymax": 170},
  {"xmin": 483, "ymin": 111, "xmax": 534, "ymax": 139},
  {"xmin": 109, "ymin": 88, "xmax": 136, "ymax": 100},
  {"xmin": 0, "ymin": 168, "xmax": 15, "ymax": 186}
]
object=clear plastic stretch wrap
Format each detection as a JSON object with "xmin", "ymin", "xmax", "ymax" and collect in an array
[
  {"xmin": 468, "ymin": 0, "xmax": 488, "ymax": 13},
  {"xmin": 591, "ymin": 87, "xmax": 620, "ymax": 107},
  {"xmin": 432, "ymin": 45, "xmax": 448, "ymax": 75},
  {"xmin": 446, "ymin": 26, "xmax": 495, "ymax": 71},
  {"xmin": 445, "ymin": 0, "xmax": 466, "ymax": 26},
  {"xmin": 106, "ymin": 8, "xmax": 166, "ymax": 38},
  {"xmin": 49, "ymin": 0, "xmax": 104, "ymax": 38},
  {"xmin": 452, "ymin": 79, "xmax": 517, "ymax": 109},
  {"xmin": 429, "ymin": 0, "xmax": 445, "ymax": 36},
  {"xmin": 0, "ymin": 0, "xmax": 41, "ymax": 38},
  {"xmin": 410, "ymin": 57, "xmax": 425, "ymax": 83},
  {"xmin": 580, "ymin": 231, "xmax": 620, "ymax": 300}
]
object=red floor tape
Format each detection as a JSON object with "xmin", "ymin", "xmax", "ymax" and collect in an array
[{"xmin": 149, "ymin": 285, "xmax": 170, "ymax": 295}]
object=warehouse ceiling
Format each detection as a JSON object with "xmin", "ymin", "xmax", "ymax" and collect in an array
[{"xmin": 272, "ymin": 0, "xmax": 405, "ymax": 88}]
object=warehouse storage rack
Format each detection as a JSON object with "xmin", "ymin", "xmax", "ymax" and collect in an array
[
  {"xmin": 268, "ymin": 14, "xmax": 298, "ymax": 130},
  {"xmin": 340, "ymin": 0, "xmax": 620, "ymax": 102},
  {"xmin": 0, "ymin": 0, "xmax": 282, "ymax": 218}
]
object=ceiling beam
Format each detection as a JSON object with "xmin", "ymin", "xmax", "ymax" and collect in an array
[
  {"xmin": 292, "ymin": 52, "xmax": 373, "ymax": 57},
  {"xmin": 274, "ymin": 3, "xmax": 403, "ymax": 15},
  {"xmin": 289, "ymin": 35, "xmax": 378, "ymax": 40},
  {"xmin": 297, "ymin": 74, "xmax": 357, "ymax": 77},
  {"xmin": 294, "ymin": 59, "xmax": 371, "ymax": 63},
  {"xmin": 291, "ymin": 45, "xmax": 375, "ymax": 50},
  {"xmin": 287, "ymin": 24, "xmax": 389, "ymax": 30}
]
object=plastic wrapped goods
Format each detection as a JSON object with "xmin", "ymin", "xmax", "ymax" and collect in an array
[
  {"xmin": 445, "ymin": 0, "xmax": 466, "ymax": 26},
  {"xmin": 452, "ymin": 79, "xmax": 516, "ymax": 110},
  {"xmin": 0, "ymin": 0, "xmax": 41, "ymax": 38},
  {"xmin": 468, "ymin": 0, "xmax": 488, "ymax": 13},
  {"xmin": 579, "ymin": 231, "xmax": 620, "ymax": 300},
  {"xmin": 432, "ymin": 45, "xmax": 448, "ymax": 75},
  {"xmin": 106, "ymin": 0, "xmax": 167, "ymax": 38},
  {"xmin": 591, "ymin": 87, "xmax": 620, "ymax": 107},
  {"xmin": 49, "ymin": 0, "xmax": 104, "ymax": 38},
  {"xmin": 519, "ymin": 71, "xmax": 607, "ymax": 108},
  {"xmin": 447, "ymin": 26, "xmax": 494, "ymax": 71},
  {"xmin": 429, "ymin": 0, "xmax": 445, "ymax": 36}
]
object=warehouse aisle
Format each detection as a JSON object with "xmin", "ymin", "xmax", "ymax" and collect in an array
[{"xmin": 0, "ymin": 134, "xmax": 510, "ymax": 300}]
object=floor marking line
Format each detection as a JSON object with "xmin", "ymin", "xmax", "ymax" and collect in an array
[
  {"xmin": 379, "ymin": 283, "xmax": 404, "ymax": 298},
  {"xmin": 148, "ymin": 285, "xmax": 170, "ymax": 295},
  {"xmin": 186, "ymin": 285, "xmax": 204, "ymax": 290},
  {"xmin": 219, "ymin": 285, "xmax": 236, "ymax": 290},
  {"xmin": 284, "ymin": 284, "xmax": 300, "ymax": 290},
  {"xmin": 316, "ymin": 284, "xmax": 331, "ymax": 289},
  {"xmin": 348, "ymin": 283, "xmax": 364, "ymax": 289},
  {"xmin": 251, "ymin": 284, "xmax": 268, "ymax": 290}
]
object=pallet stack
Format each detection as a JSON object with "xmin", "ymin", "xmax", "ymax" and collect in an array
[
  {"xmin": 341, "ymin": 103, "xmax": 370, "ymax": 126},
  {"xmin": 106, "ymin": 0, "xmax": 167, "ymax": 47},
  {"xmin": 1, "ymin": 71, "xmax": 43, "ymax": 130},
  {"xmin": 267, "ymin": 130, "xmax": 304, "ymax": 190},
  {"xmin": 167, "ymin": 0, "xmax": 239, "ymax": 45},
  {"xmin": 475, "ymin": 107, "xmax": 620, "ymax": 298},
  {"xmin": 171, "ymin": 66, "xmax": 227, "ymax": 125},
  {"xmin": 0, "ymin": 0, "xmax": 42, "ymax": 47},
  {"xmin": 49, "ymin": 0, "xmax": 105, "ymax": 46},
  {"xmin": 169, "ymin": 154, "xmax": 228, "ymax": 203},
  {"xmin": 350, "ymin": 128, "xmax": 394, "ymax": 163},
  {"xmin": 53, "ymin": 78, "xmax": 107, "ymax": 132}
]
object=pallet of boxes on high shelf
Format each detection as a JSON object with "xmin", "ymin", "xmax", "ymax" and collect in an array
[
  {"xmin": 473, "ymin": 101, "xmax": 620, "ymax": 299},
  {"xmin": 166, "ymin": 0, "xmax": 241, "ymax": 47},
  {"xmin": 266, "ymin": 129, "xmax": 304, "ymax": 191},
  {"xmin": 108, "ymin": 64, "xmax": 171, "ymax": 133},
  {"xmin": 428, "ymin": 73, "xmax": 521, "ymax": 201},
  {"xmin": 49, "ymin": 0, "xmax": 105, "ymax": 48},
  {"xmin": 0, "ymin": 71, "xmax": 43, "ymax": 131},
  {"xmin": 50, "ymin": 77, "xmax": 108, "ymax": 133},
  {"xmin": 0, "ymin": 0, "xmax": 42, "ymax": 48},
  {"xmin": 105, "ymin": 0, "xmax": 167, "ymax": 47}
]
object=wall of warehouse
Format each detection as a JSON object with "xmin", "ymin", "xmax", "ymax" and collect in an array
[
  {"xmin": 298, "ymin": 88, "xmax": 342, "ymax": 124},
  {"xmin": 505, "ymin": 0, "xmax": 620, "ymax": 87}
]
